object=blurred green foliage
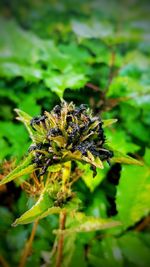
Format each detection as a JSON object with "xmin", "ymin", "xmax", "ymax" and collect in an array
[{"xmin": 0, "ymin": 0, "xmax": 150, "ymax": 266}]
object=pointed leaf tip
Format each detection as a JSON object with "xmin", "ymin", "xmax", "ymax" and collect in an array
[
  {"xmin": 110, "ymin": 148, "xmax": 143, "ymax": 166},
  {"xmin": 12, "ymin": 190, "xmax": 54, "ymax": 226},
  {"xmin": 14, "ymin": 108, "xmax": 36, "ymax": 140},
  {"xmin": 0, "ymin": 154, "xmax": 35, "ymax": 186},
  {"xmin": 102, "ymin": 119, "xmax": 118, "ymax": 128}
]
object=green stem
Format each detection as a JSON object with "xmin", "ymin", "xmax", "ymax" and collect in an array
[{"xmin": 62, "ymin": 161, "xmax": 71, "ymax": 191}]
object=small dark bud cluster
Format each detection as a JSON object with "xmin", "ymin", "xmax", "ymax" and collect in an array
[{"xmin": 28, "ymin": 102, "xmax": 113, "ymax": 176}]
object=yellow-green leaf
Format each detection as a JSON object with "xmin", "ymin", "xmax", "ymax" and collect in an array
[
  {"xmin": 82, "ymin": 155, "xmax": 104, "ymax": 169},
  {"xmin": 0, "ymin": 154, "xmax": 35, "ymax": 186},
  {"xmin": 110, "ymin": 149, "xmax": 143, "ymax": 166},
  {"xmin": 102, "ymin": 119, "xmax": 118, "ymax": 128},
  {"xmin": 78, "ymin": 162, "xmax": 107, "ymax": 192},
  {"xmin": 12, "ymin": 190, "xmax": 54, "ymax": 226},
  {"xmin": 116, "ymin": 164, "xmax": 150, "ymax": 228},
  {"xmin": 48, "ymin": 164, "xmax": 62, "ymax": 172},
  {"xmin": 54, "ymin": 213, "xmax": 121, "ymax": 234},
  {"xmin": 15, "ymin": 109, "xmax": 35, "ymax": 140},
  {"xmin": 39, "ymin": 207, "xmax": 62, "ymax": 220}
]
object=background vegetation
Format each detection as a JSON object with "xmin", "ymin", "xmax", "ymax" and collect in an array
[{"xmin": 0, "ymin": 0, "xmax": 150, "ymax": 266}]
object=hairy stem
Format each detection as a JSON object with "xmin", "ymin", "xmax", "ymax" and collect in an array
[
  {"xmin": 56, "ymin": 211, "xmax": 67, "ymax": 267},
  {"xmin": 19, "ymin": 220, "xmax": 38, "ymax": 267}
]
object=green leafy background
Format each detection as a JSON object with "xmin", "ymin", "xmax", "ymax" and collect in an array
[{"xmin": 0, "ymin": 0, "xmax": 150, "ymax": 266}]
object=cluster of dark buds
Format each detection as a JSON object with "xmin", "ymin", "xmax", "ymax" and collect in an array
[{"xmin": 26, "ymin": 101, "xmax": 113, "ymax": 177}]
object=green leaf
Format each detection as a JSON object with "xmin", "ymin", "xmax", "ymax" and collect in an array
[
  {"xmin": 78, "ymin": 162, "xmax": 107, "ymax": 192},
  {"xmin": 15, "ymin": 108, "xmax": 34, "ymax": 140},
  {"xmin": 18, "ymin": 95, "xmax": 41, "ymax": 116},
  {"xmin": 14, "ymin": 108, "xmax": 32, "ymax": 127},
  {"xmin": 72, "ymin": 217, "xmax": 121, "ymax": 233},
  {"xmin": 72, "ymin": 19, "xmax": 142, "ymax": 45},
  {"xmin": 120, "ymin": 103, "xmax": 150, "ymax": 143},
  {"xmin": 118, "ymin": 232, "xmax": 150, "ymax": 266},
  {"xmin": 88, "ymin": 237, "xmax": 124, "ymax": 267},
  {"xmin": 48, "ymin": 164, "xmax": 62, "ymax": 172},
  {"xmin": 86, "ymin": 191, "xmax": 108, "ymax": 218},
  {"xmin": 61, "ymin": 234, "xmax": 77, "ymax": 267},
  {"xmin": 0, "ymin": 62, "xmax": 43, "ymax": 81},
  {"xmin": 15, "ymin": 108, "xmax": 46, "ymax": 143},
  {"xmin": 122, "ymin": 50, "xmax": 150, "ymax": 71},
  {"xmin": 39, "ymin": 197, "xmax": 80, "ymax": 225},
  {"xmin": 0, "ymin": 121, "xmax": 29, "ymax": 160},
  {"xmin": 107, "ymin": 76, "xmax": 150, "ymax": 101},
  {"xmin": 38, "ymin": 207, "xmax": 61, "ymax": 221},
  {"xmin": 116, "ymin": 164, "xmax": 150, "ymax": 228},
  {"xmin": 102, "ymin": 119, "xmax": 118, "ymax": 128},
  {"xmin": 12, "ymin": 189, "xmax": 54, "ymax": 226},
  {"xmin": 144, "ymin": 148, "xmax": 150, "ymax": 167},
  {"xmin": 72, "ymin": 20, "xmax": 114, "ymax": 39},
  {"xmin": 63, "ymin": 235, "xmax": 87, "ymax": 267},
  {"xmin": 45, "ymin": 71, "xmax": 88, "ymax": 99},
  {"xmin": 82, "ymin": 154, "xmax": 104, "ymax": 169},
  {"xmin": 0, "ymin": 207, "xmax": 14, "ymax": 230},
  {"xmin": 0, "ymin": 18, "xmax": 54, "ymax": 65},
  {"xmin": 110, "ymin": 149, "xmax": 143, "ymax": 166},
  {"xmin": 106, "ymin": 129, "xmax": 140, "ymax": 154},
  {"xmin": 54, "ymin": 213, "xmax": 121, "ymax": 234},
  {"xmin": 0, "ymin": 154, "xmax": 35, "ymax": 186}
]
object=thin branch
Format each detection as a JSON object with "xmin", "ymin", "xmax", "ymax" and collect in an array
[
  {"xmin": 56, "ymin": 211, "xmax": 67, "ymax": 267},
  {"xmin": 18, "ymin": 220, "xmax": 38, "ymax": 267},
  {"xmin": 86, "ymin": 83, "xmax": 100, "ymax": 92},
  {"xmin": 31, "ymin": 171, "xmax": 40, "ymax": 187},
  {"xmin": 69, "ymin": 168, "xmax": 83, "ymax": 186},
  {"xmin": 135, "ymin": 216, "xmax": 150, "ymax": 232}
]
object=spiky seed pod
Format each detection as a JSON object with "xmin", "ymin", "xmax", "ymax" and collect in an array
[{"xmin": 28, "ymin": 101, "xmax": 113, "ymax": 176}]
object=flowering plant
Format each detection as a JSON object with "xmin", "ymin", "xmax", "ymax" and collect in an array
[{"xmin": 0, "ymin": 101, "xmax": 141, "ymax": 267}]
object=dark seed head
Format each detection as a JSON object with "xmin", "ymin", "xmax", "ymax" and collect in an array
[
  {"xmin": 28, "ymin": 102, "xmax": 113, "ymax": 175},
  {"xmin": 53, "ymin": 105, "xmax": 61, "ymax": 115},
  {"xmin": 47, "ymin": 128, "xmax": 62, "ymax": 137},
  {"xmin": 99, "ymin": 149, "xmax": 113, "ymax": 160},
  {"xmin": 28, "ymin": 144, "xmax": 37, "ymax": 152},
  {"xmin": 30, "ymin": 115, "xmax": 47, "ymax": 130}
]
